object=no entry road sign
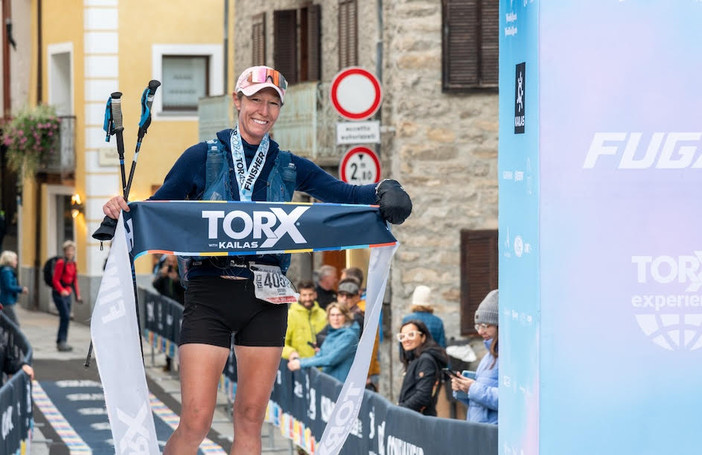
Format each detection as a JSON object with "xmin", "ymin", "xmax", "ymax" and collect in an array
[{"xmin": 330, "ymin": 68, "xmax": 383, "ymax": 121}]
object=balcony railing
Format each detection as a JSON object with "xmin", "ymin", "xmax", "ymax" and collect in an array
[{"xmin": 39, "ymin": 115, "xmax": 76, "ymax": 175}]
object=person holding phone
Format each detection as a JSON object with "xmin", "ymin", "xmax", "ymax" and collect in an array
[
  {"xmin": 287, "ymin": 302, "xmax": 359, "ymax": 382},
  {"xmin": 451, "ymin": 289, "xmax": 499, "ymax": 424},
  {"xmin": 397, "ymin": 319, "xmax": 448, "ymax": 416}
]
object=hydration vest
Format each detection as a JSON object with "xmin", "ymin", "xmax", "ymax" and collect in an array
[{"xmin": 180, "ymin": 133, "xmax": 297, "ymax": 280}]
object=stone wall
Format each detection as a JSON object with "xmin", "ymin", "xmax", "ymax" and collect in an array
[{"xmin": 234, "ymin": 0, "xmax": 498, "ymax": 400}]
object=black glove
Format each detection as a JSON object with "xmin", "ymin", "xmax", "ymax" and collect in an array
[
  {"xmin": 376, "ymin": 179, "xmax": 412, "ymax": 224},
  {"xmin": 92, "ymin": 216, "xmax": 118, "ymax": 241}
]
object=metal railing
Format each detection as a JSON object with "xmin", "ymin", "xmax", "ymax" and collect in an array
[{"xmin": 39, "ymin": 115, "xmax": 76, "ymax": 175}]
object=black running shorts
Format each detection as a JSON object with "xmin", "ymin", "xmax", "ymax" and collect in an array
[{"xmin": 179, "ymin": 276, "xmax": 288, "ymax": 348}]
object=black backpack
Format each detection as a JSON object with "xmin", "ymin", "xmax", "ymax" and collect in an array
[{"xmin": 43, "ymin": 256, "xmax": 60, "ymax": 287}]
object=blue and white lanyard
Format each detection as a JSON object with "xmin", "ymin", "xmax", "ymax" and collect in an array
[{"xmin": 230, "ymin": 125, "xmax": 270, "ymax": 201}]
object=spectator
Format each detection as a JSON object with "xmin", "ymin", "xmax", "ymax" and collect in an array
[
  {"xmin": 341, "ymin": 266, "xmax": 365, "ymax": 294},
  {"xmin": 451, "ymin": 289, "xmax": 499, "ymax": 424},
  {"xmin": 51, "ymin": 240, "xmax": 82, "ymax": 352},
  {"xmin": 315, "ymin": 264, "xmax": 338, "ymax": 309},
  {"xmin": 402, "ymin": 285, "xmax": 447, "ymax": 348},
  {"xmin": 282, "ymin": 281, "xmax": 327, "ymax": 360},
  {"xmin": 287, "ymin": 302, "xmax": 360, "ymax": 382},
  {"xmin": 0, "ymin": 251, "xmax": 28, "ymax": 326},
  {"xmin": 336, "ymin": 278, "xmax": 364, "ymax": 330},
  {"xmin": 397, "ymin": 319, "xmax": 448, "ymax": 416},
  {"xmin": 153, "ymin": 255, "xmax": 185, "ymax": 305},
  {"xmin": 0, "ymin": 321, "xmax": 34, "ymax": 384}
]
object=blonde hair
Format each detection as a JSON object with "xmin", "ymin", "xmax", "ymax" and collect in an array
[
  {"xmin": 62, "ymin": 240, "xmax": 76, "ymax": 251},
  {"xmin": 410, "ymin": 304, "xmax": 434, "ymax": 314},
  {"xmin": 0, "ymin": 250, "xmax": 18, "ymax": 267},
  {"xmin": 326, "ymin": 301, "xmax": 352, "ymax": 323}
]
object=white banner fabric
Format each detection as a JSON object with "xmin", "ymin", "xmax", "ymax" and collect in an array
[{"xmin": 91, "ymin": 213, "xmax": 160, "ymax": 455}]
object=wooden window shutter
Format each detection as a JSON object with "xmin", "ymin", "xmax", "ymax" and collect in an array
[
  {"xmin": 460, "ymin": 230, "xmax": 498, "ymax": 335},
  {"xmin": 274, "ymin": 9, "xmax": 298, "ymax": 84},
  {"xmin": 442, "ymin": 0, "xmax": 499, "ymax": 91},
  {"xmin": 338, "ymin": 0, "xmax": 358, "ymax": 69},
  {"xmin": 306, "ymin": 4, "xmax": 321, "ymax": 81},
  {"xmin": 251, "ymin": 13, "xmax": 266, "ymax": 66},
  {"xmin": 480, "ymin": 0, "xmax": 499, "ymax": 86},
  {"xmin": 442, "ymin": 0, "xmax": 479, "ymax": 90}
]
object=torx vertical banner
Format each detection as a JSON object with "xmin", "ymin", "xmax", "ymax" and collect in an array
[{"xmin": 500, "ymin": 1, "xmax": 702, "ymax": 454}]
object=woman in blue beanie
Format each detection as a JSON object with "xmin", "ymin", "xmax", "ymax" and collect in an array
[{"xmin": 452, "ymin": 289, "xmax": 499, "ymax": 424}]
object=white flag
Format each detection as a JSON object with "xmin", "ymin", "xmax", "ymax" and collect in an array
[
  {"xmin": 317, "ymin": 243, "xmax": 398, "ymax": 455},
  {"xmin": 91, "ymin": 214, "xmax": 159, "ymax": 454}
]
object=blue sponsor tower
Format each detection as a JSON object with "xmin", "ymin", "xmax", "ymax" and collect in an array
[{"xmin": 499, "ymin": 1, "xmax": 702, "ymax": 453}]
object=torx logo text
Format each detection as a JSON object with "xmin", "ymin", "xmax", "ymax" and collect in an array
[{"xmin": 202, "ymin": 206, "xmax": 310, "ymax": 248}]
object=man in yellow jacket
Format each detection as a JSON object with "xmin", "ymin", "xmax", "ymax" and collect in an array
[{"xmin": 283, "ymin": 281, "xmax": 328, "ymax": 360}]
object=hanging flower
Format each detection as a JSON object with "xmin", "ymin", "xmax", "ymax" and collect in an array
[{"xmin": 2, "ymin": 104, "xmax": 61, "ymax": 178}]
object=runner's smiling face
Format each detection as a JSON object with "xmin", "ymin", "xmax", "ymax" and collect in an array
[{"xmin": 234, "ymin": 87, "xmax": 282, "ymax": 144}]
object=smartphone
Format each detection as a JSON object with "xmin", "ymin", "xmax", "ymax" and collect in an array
[
  {"xmin": 441, "ymin": 368, "xmax": 460, "ymax": 381},
  {"xmin": 307, "ymin": 341, "xmax": 317, "ymax": 349}
]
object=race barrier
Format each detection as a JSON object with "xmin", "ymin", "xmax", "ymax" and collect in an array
[
  {"xmin": 138, "ymin": 287, "xmax": 497, "ymax": 454},
  {"xmin": 139, "ymin": 287, "xmax": 182, "ymax": 367},
  {"xmin": 262, "ymin": 362, "xmax": 497, "ymax": 455},
  {"xmin": 0, "ymin": 313, "xmax": 34, "ymax": 455}
]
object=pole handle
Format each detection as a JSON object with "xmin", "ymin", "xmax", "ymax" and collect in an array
[{"xmin": 110, "ymin": 91, "xmax": 124, "ymax": 132}]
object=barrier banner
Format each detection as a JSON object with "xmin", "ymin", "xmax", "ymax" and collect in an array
[
  {"xmin": 0, "ymin": 373, "xmax": 32, "ymax": 455},
  {"xmin": 266, "ymin": 362, "xmax": 498, "ymax": 455},
  {"xmin": 92, "ymin": 201, "xmax": 397, "ymax": 454}
]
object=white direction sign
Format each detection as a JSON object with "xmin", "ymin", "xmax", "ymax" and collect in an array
[
  {"xmin": 336, "ymin": 121, "xmax": 380, "ymax": 145},
  {"xmin": 340, "ymin": 146, "xmax": 381, "ymax": 185}
]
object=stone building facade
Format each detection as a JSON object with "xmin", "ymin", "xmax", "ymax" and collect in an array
[{"xmin": 233, "ymin": 0, "xmax": 498, "ymax": 399}]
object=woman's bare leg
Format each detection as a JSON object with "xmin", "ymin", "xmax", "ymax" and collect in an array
[
  {"xmin": 164, "ymin": 343, "xmax": 229, "ymax": 455},
  {"xmin": 231, "ymin": 345, "xmax": 284, "ymax": 455}
]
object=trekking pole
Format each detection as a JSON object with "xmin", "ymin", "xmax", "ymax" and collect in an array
[
  {"xmin": 124, "ymin": 80, "xmax": 160, "ymax": 198},
  {"xmin": 92, "ymin": 92, "xmax": 127, "ymax": 244}
]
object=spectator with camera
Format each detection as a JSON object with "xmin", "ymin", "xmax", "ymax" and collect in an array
[
  {"xmin": 283, "ymin": 281, "xmax": 327, "ymax": 361},
  {"xmin": 451, "ymin": 289, "xmax": 499, "ymax": 424},
  {"xmin": 397, "ymin": 319, "xmax": 448, "ymax": 416},
  {"xmin": 287, "ymin": 302, "xmax": 360, "ymax": 382},
  {"xmin": 153, "ymin": 255, "xmax": 185, "ymax": 305}
]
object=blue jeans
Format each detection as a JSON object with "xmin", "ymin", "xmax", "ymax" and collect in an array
[{"xmin": 52, "ymin": 290, "xmax": 72, "ymax": 343}]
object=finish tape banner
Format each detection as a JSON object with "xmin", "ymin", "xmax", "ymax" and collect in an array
[
  {"xmin": 91, "ymin": 201, "xmax": 397, "ymax": 454},
  {"xmin": 125, "ymin": 200, "xmax": 396, "ymax": 257}
]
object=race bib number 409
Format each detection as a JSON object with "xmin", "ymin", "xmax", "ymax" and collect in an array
[{"xmin": 252, "ymin": 265, "xmax": 299, "ymax": 304}]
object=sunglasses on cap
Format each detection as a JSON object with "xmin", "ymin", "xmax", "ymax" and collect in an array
[{"xmin": 246, "ymin": 67, "xmax": 288, "ymax": 91}]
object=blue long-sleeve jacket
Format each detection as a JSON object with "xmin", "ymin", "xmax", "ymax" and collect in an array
[
  {"xmin": 299, "ymin": 321, "xmax": 360, "ymax": 382},
  {"xmin": 457, "ymin": 338, "xmax": 499, "ymax": 424},
  {"xmin": 152, "ymin": 129, "xmax": 377, "ymax": 204},
  {"xmin": 0, "ymin": 266, "xmax": 23, "ymax": 306}
]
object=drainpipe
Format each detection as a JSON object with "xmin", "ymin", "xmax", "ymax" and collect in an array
[
  {"xmin": 33, "ymin": 0, "xmax": 44, "ymax": 309},
  {"xmin": 2, "ymin": 0, "xmax": 11, "ymax": 118},
  {"xmin": 223, "ymin": 0, "xmax": 229, "ymax": 95}
]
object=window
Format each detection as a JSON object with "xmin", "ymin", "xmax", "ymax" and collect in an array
[
  {"xmin": 152, "ymin": 44, "xmax": 223, "ymax": 119},
  {"xmin": 460, "ymin": 230, "xmax": 498, "ymax": 335},
  {"xmin": 338, "ymin": 0, "xmax": 358, "ymax": 69},
  {"xmin": 442, "ymin": 0, "xmax": 499, "ymax": 91},
  {"xmin": 252, "ymin": 13, "xmax": 266, "ymax": 66},
  {"xmin": 273, "ymin": 5, "xmax": 321, "ymax": 84},
  {"xmin": 161, "ymin": 56, "xmax": 209, "ymax": 111}
]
